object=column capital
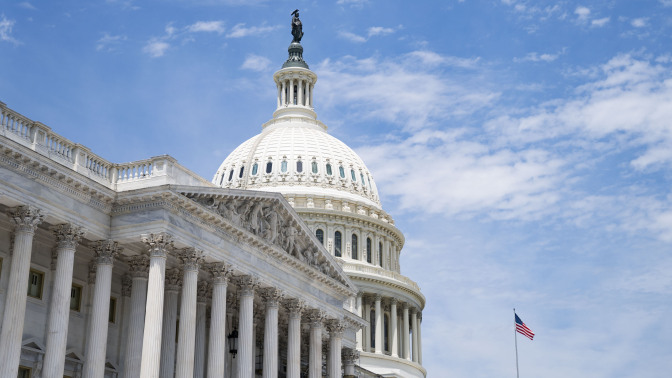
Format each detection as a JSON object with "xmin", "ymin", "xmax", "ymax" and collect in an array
[
  {"xmin": 205, "ymin": 262, "xmax": 233, "ymax": 284},
  {"xmin": 417, "ymin": 311, "xmax": 422, "ymax": 321},
  {"xmin": 390, "ymin": 297, "xmax": 398, "ymax": 306},
  {"xmin": 306, "ymin": 309, "xmax": 326, "ymax": 327},
  {"xmin": 374, "ymin": 293, "xmax": 382, "ymax": 302},
  {"xmin": 121, "ymin": 274, "xmax": 132, "ymax": 297},
  {"xmin": 127, "ymin": 255, "xmax": 150, "ymax": 279},
  {"xmin": 402, "ymin": 302, "xmax": 410, "ymax": 310},
  {"xmin": 284, "ymin": 298, "xmax": 305, "ymax": 316},
  {"xmin": 92, "ymin": 239, "xmax": 121, "ymax": 265},
  {"xmin": 410, "ymin": 307, "xmax": 418, "ymax": 315},
  {"xmin": 341, "ymin": 348, "xmax": 360, "ymax": 364},
  {"xmin": 165, "ymin": 268, "xmax": 182, "ymax": 292},
  {"xmin": 176, "ymin": 247, "xmax": 204, "ymax": 271},
  {"xmin": 9, "ymin": 205, "xmax": 43, "ymax": 233},
  {"xmin": 326, "ymin": 319, "xmax": 346, "ymax": 338},
  {"xmin": 260, "ymin": 287, "xmax": 284, "ymax": 308},
  {"xmin": 52, "ymin": 223, "xmax": 84, "ymax": 250},
  {"xmin": 141, "ymin": 232, "xmax": 173, "ymax": 258},
  {"xmin": 197, "ymin": 280, "xmax": 210, "ymax": 304},
  {"xmin": 235, "ymin": 275, "xmax": 259, "ymax": 296}
]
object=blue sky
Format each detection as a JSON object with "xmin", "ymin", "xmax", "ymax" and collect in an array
[{"xmin": 2, "ymin": 0, "xmax": 672, "ymax": 376}]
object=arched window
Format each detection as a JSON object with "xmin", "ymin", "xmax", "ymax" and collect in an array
[
  {"xmin": 339, "ymin": 166, "xmax": 345, "ymax": 178},
  {"xmin": 296, "ymin": 160, "xmax": 303, "ymax": 173},
  {"xmin": 228, "ymin": 169, "xmax": 234, "ymax": 182},
  {"xmin": 315, "ymin": 229, "xmax": 324, "ymax": 245},
  {"xmin": 265, "ymin": 162, "xmax": 273, "ymax": 174},
  {"xmin": 326, "ymin": 163, "xmax": 333, "ymax": 176},
  {"xmin": 334, "ymin": 231, "xmax": 342, "ymax": 257},
  {"xmin": 311, "ymin": 161, "xmax": 318, "ymax": 173},
  {"xmin": 239, "ymin": 166, "xmax": 244, "ymax": 178},
  {"xmin": 281, "ymin": 160, "xmax": 288, "ymax": 173},
  {"xmin": 351, "ymin": 169, "xmax": 357, "ymax": 182},
  {"xmin": 251, "ymin": 163, "xmax": 258, "ymax": 175},
  {"xmin": 379, "ymin": 242, "xmax": 383, "ymax": 267},
  {"xmin": 361, "ymin": 173, "xmax": 366, "ymax": 186},
  {"xmin": 366, "ymin": 238, "xmax": 372, "ymax": 263},
  {"xmin": 351, "ymin": 234, "xmax": 358, "ymax": 260}
]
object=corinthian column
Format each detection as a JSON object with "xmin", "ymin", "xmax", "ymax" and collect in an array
[
  {"xmin": 237, "ymin": 275, "xmax": 259, "ymax": 378},
  {"xmin": 411, "ymin": 308, "xmax": 418, "ymax": 363},
  {"xmin": 402, "ymin": 303, "xmax": 410, "ymax": 360},
  {"xmin": 0, "ymin": 206, "xmax": 43, "ymax": 378},
  {"xmin": 206, "ymin": 263, "xmax": 232, "ymax": 378},
  {"xmin": 139, "ymin": 233, "xmax": 173, "ymax": 378},
  {"xmin": 42, "ymin": 224, "xmax": 84, "ymax": 378},
  {"xmin": 307, "ymin": 310, "xmax": 325, "ymax": 378},
  {"xmin": 160, "ymin": 268, "xmax": 182, "ymax": 378},
  {"xmin": 123, "ymin": 255, "xmax": 150, "ymax": 378},
  {"xmin": 342, "ymin": 348, "xmax": 359, "ymax": 378},
  {"xmin": 390, "ymin": 299, "xmax": 399, "ymax": 358},
  {"xmin": 374, "ymin": 294, "xmax": 383, "ymax": 354},
  {"xmin": 175, "ymin": 248, "xmax": 204, "ymax": 378},
  {"xmin": 82, "ymin": 240, "xmax": 121, "ymax": 378},
  {"xmin": 261, "ymin": 288, "xmax": 283, "ymax": 378},
  {"xmin": 327, "ymin": 320, "xmax": 345, "ymax": 378},
  {"xmin": 284, "ymin": 299, "xmax": 304, "ymax": 378},
  {"xmin": 194, "ymin": 280, "xmax": 209, "ymax": 378}
]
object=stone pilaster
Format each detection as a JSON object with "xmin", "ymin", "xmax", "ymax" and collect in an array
[
  {"xmin": 307, "ymin": 309, "xmax": 326, "ymax": 378},
  {"xmin": 123, "ymin": 255, "xmax": 149, "ymax": 378},
  {"xmin": 237, "ymin": 275, "xmax": 259, "ymax": 378},
  {"xmin": 0, "ymin": 206, "xmax": 43, "ymax": 378},
  {"xmin": 261, "ymin": 288, "xmax": 283, "ymax": 378},
  {"xmin": 160, "ymin": 268, "xmax": 182, "ymax": 378},
  {"xmin": 82, "ymin": 240, "xmax": 120, "ymax": 378},
  {"xmin": 194, "ymin": 280, "xmax": 209, "ymax": 378},
  {"xmin": 284, "ymin": 298, "xmax": 305, "ymax": 378},
  {"xmin": 327, "ymin": 320, "xmax": 345, "ymax": 378},
  {"xmin": 206, "ymin": 263, "xmax": 232, "ymax": 378},
  {"xmin": 175, "ymin": 248, "xmax": 204, "ymax": 378}
]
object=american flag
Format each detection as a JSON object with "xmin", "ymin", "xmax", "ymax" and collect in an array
[{"xmin": 515, "ymin": 314, "xmax": 535, "ymax": 340}]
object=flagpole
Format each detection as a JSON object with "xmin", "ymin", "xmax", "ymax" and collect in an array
[{"xmin": 514, "ymin": 308, "xmax": 520, "ymax": 378}]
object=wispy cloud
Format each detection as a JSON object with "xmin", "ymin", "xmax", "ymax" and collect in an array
[
  {"xmin": 241, "ymin": 54, "xmax": 271, "ymax": 72},
  {"xmin": 142, "ymin": 38, "xmax": 169, "ymax": 58},
  {"xmin": 0, "ymin": 15, "xmax": 20, "ymax": 45},
  {"xmin": 338, "ymin": 31, "xmax": 366, "ymax": 43},
  {"xmin": 367, "ymin": 26, "xmax": 395, "ymax": 37},
  {"xmin": 591, "ymin": 17, "xmax": 610, "ymax": 27},
  {"xmin": 631, "ymin": 17, "xmax": 648, "ymax": 28},
  {"xmin": 96, "ymin": 33, "xmax": 127, "ymax": 52},
  {"xmin": 225, "ymin": 23, "xmax": 280, "ymax": 38},
  {"xmin": 188, "ymin": 21, "xmax": 225, "ymax": 34},
  {"xmin": 574, "ymin": 6, "xmax": 591, "ymax": 21},
  {"xmin": 17, "ymin": 2, "xmax": 36, "ymax": 10},
  {"xmin": 514, "ymin": 51, "xmax": 563, "ymax": 62},
  {"xmin": 142, "ymin": 20, "xmax": 226, "ymax": 58},
  {"xmin": 339, "ymin": 25, "xmax": 397, "ymax": 43}
]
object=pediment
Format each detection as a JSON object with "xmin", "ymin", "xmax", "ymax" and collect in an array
[
  {"xmin": 21, "ymin": 338, "xmax": 45, "ymax": 353},
  {"xmin": 65, "ymin": 349, "xmax": 83, "ymax": 362},
  {"xmin": 176, "ymin": 186, "xmax": 354, "ymax": 289}
]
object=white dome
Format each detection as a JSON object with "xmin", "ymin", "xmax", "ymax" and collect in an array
[{"xmin": 213, "ymin": 116, "xmax": 382, "ymax": 210}]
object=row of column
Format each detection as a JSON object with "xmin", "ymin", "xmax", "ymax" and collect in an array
[
  {"xmin": 277, "ymin": 78, "xmax": 314, "ymax": 108},
  {"xmin": 356, "ymin": 293, "xmax": 423, "ymax": 365}
]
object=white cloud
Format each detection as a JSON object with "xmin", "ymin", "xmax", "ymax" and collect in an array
[
  {"xmin": 96, "ymin": 33, "xmax": 127, "ymax": 52},
  {"xmin": 188, "ymin": 21, "xmax": 225, "ymax": 34},
  {"xmin": 574, "ymin": 6, "xmax": 590, "ymax": 21},
  {"xmin": 591, "ymin": 17, "xmax": 610, "ymax": 27},
  {"xmin": 514, "ymin": 51, "xmax": 561, "ymax": 62},
  {"xmin": 241, "ymin": 54, "xmax": 271, "ymax": 72},
  {"xmin": 631, "ymin": 17, "xmax": 648, "ymax": 28},
  {"xmin": 405, "ymin": 50, "xmax": 480, "ymax": 68},
  {"xmin": 367, "ymin": 26, "xmax": 394, "ymax": 37},
  {"xmin": 338, "ymin": 31, "xmax": 366, "ymax": 43},
  {"xmin": 0, "ymin": 15, "xmax": 20, "ymax": 45},
  {"xmin": 225, "ymin": 23, "xmax": 280, "ymax": 38},
  {"xmin": 142, "ymin": 39, "xmax": 169, "ymax": 58},
  {"xmin": 18, "ymin": 2, "xmax": 36, "ymax": 10}
]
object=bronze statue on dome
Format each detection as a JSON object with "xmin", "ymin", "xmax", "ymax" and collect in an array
[{"xmin": 291, "ymin": 9, "xmax": 303, "ymax": 43}]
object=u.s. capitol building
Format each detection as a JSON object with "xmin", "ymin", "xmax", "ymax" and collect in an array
[{"xmin": 0, "ymin": 16, "xmax": 426, "ymax": 378}]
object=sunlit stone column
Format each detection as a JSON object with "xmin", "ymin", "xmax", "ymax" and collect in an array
[
  {"xmin": 374, "ymin": 294, "xmax": 383, "ymax": 354},
  {"xmin": 276, "ymin": 82, "xmax": 281, "ymax": 108},
  {"xmin": 355, "ymin": 293, "xmax": 363, "ymax": 351},
  {"xmin": 417, "ymin": 312, "xmax": 423, "ymax": 365},
  {"xmin": 298, "ymin": 78, "xmax": 304, "ymax": 106},
  {"xmin": 237, "ymin": 275, "xmax": 258, "ymax": 378},
  {"xmin": 206, "ymin": 263, "xmax": 232, "ymax": 378},
  {"xmin": 194, "ymin": 280, "xmax": 209, "ymax": 378},
  {"xmin": 307, "ymin": 310, "xmax": 325, "ymax": 378},
  {"xmin": 0, "ymin": 206, "xmax": 43, "ymax": 378},
  {"xmin": 305, "ymin": 81, "xmax": 310, "ymax": 108},
  {"xmin": 175, "ymin": 248, "xmax": 204, "ymax": 378},
  {"xmin": 261, "ymin": 288, "xmax": 283, "ymax": 378},
  {"xmin": 160, "ymin": 268, "xmax": 182, "ymax": 378},
  {"xmin": 309, "ymin": 83, "xmax": 314, "ymax": 108},
  {"xmin": 327, "ymin": 320, "xmax": 345, "ymax": 378},
  {"xmin": 123, "ymin": 255, "xmax": 150, "ymax": 377},
  {"xmin": 363, "ymin": 299, "xmax": 371, "ymax": 352},
  {"xmin": 281, "ymin": 80, "xmax": 287, "ymax": 106},
  {"xmin": 342, "ymin": 349, "xmax": 359, "ymax": 378},
  {"xmin": 118, "ymin": 275, "xmax": 132, "ymax": 366},
  {"xmin": 284, "ymin": 299, "xmax": 304, "ymax": 378},
  {"xmin": 139, "ymin": 233, "xmax": 173, "ymax": 378},
  {"xmin": 411, "ymin": 308, "xmax": 418, "ymax": 363},
  {"xmin": 83, "ymin": 240, "xmax": 121, "ymax": 378},
  {"xmin": 390, "ymin": 299, "xmax": 399, "ymax": 357},
  {"xmin": 402, "ymin": 303, "xmax": 410, "ymax": 360}
]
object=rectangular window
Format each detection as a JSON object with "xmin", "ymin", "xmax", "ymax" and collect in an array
[
  {"xmin": 109, "ymin": 297, "xmax": 117, "ymax": 323},
  {"xmin": 70, "ymin": 284, "xmax": 83, "ymax": 312},
  {"xmin": 18, "ymin": 366, "xmax": 31, "ymax": 378},
  {"xmin": 27, "ymin": 269, "xmax": 44, "ymax": 299}
]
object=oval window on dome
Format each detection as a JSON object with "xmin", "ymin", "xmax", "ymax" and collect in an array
[
  {"xmin": 297, "ymin": 161, "xmax": 303, "ymax": 173},
  {"xmin": 339, "ymin": 166, "xmax": 345, "ymax": 178},
  {"xmin": 239, "ymin": 166, "xmax": 244, "ymax": 178},
  {"xmin": 326, "ymin": 163, "xmax": 333, "ymax": 176},
  {"xmin": 228, "ymin": 169, "xmax": 234, "ymax": 182},
  {"xmin": 351, "ymin": 169, "xmax": 357, "ymax": 182},
  {"xmin": 281, "ymin": 161, "xmax": 288, "ymax": 173},
  {"xmin": 252, "ymin": 163, "xmax": 258, "ymax": 175},
  {"xmin": 266, "ymin": 162, "xmax": 272, "ymax": 174},
  {"xmin": 311, "ymin": 161, "xmax": 318, "ymax": 174}
]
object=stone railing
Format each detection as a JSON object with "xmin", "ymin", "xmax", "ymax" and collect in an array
[
  {"xmin": 341, "ymin": 261, "xmax": 422, "ymax": 293},
  {"xmin": 0, "ymin": 102, "xmax": 212, "ymax": 191}
]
